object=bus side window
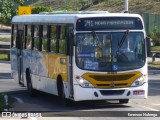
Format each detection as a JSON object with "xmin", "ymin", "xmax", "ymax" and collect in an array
[
  {"xmin": 42, "ymin": 25, "xmax": 47, "ymax": 52},
  {"xmin": 47, "ymin": 25, "xmax": 51, "ymax": 52},
  {"xmin": 11, "ymin": 24, "xmax": 17, "ymax": 48},
  {"xmin": 26, "ymin": 25, "xmax": 31, "ymax": 49},
  {"xmin": 39, "ymin": 25, "xmax": 43, "ymax": 51},
  {"xmin": 16, "ymin": 24, "xmax": 24, "ymax": 50},
  {"xmin": 50, "ymin": 25, "xmax": 57, "ymax": 53},
  {"xmin": 33, "ymin": 25, "xmax": 39, "ymax": 50},
  {"xmin": 31, "ymin": 25, "xmax": 34, "ymax": 50},
  {"xmin": 59, "ymin": 25, "xmax": 67, "ymax": 54},
  {"xmin": 24, "ymin": 25, "xmax": 27, "ymax": 49}
]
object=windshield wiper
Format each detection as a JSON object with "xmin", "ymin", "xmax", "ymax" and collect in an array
[{"xmin": 118, "ymin": 30, "xmax": 129, "ymax": 49}]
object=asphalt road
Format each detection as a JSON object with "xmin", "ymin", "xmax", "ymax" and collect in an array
[{"xmin": 0, "ymin": 61, "xmax": 160, "ymax": 120}]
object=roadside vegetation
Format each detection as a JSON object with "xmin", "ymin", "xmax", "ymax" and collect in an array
[
  {"xmin": 151, "ymin": 46, "xmax": 160, "ymax": 51},
  {"xmin": 148, "ymin": 62, "xmax": 160, "ymax": 70},
  {"xmin": 150, "ymin": 26, "xmax": 160, "ymax": 47},
  {"xmin": 0, "ymin": 37, "xmax": 10, "ymax": 42},
  {"xmin": 0, "ymin": 54, "xmax": 8, "ymax": 61},
  {"xmin": 0, "ymin": 94, "xmax": 5, "ymax": 111},
  {"xmin": 0, "ymin": 94, "xmax": 12, "ymax": 111}
]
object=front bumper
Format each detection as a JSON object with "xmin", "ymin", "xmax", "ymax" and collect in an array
[{"xmin": 73, "ymin": 83, "xmax": 148, "ymax": 101}]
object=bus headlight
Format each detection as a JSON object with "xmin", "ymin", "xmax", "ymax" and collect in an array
[
  {"xmin": 131, "ymin": 75, "xmax": 145, "ymax": 87},
  {"xmin": 76, "ymin": 76, "xmax": 94, "ymax": 88}
]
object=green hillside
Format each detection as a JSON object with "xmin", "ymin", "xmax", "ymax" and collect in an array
[
  {"xmin": 86, "ymin": 0, "xmax": 160, "ymax": 14},
  {"xmin": 27, "ymin": 0, "xmax": 160, "ymax": 14},
  {"xmin": 23, "ymin": 0, "xmax": 39, "ymax": 5},
  {"xmin": 28, "ymin": 0, "xmax": 82, "ymax": 10}
]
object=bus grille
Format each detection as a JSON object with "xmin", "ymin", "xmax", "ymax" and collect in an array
[
  {"xmin": 89, "ymin": 74, "xmax": 135, "ymax": 81},
  {"xmin": 100, "ymin": 90, "xmax": 125, "ymax": 96},
  {"xmin": 82, "ymin": 71, "xmax": 142, "ymax": 89}
]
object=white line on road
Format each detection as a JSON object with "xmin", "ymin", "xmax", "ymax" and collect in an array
[
  {"xmin": 12, "ymin": 96, "xmax": 24, "ymax": 103},
  {"xmin": 140, "ymin": 105, "xmax": 159, "ymax": 111},
  {"xmin": 130, "ymin": 101, "xmax": 160, "ymax": 111}
]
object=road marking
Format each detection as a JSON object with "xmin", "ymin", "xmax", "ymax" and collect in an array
[
  {"xmin": 150, "ymin": 88, "xmax": 160, "ymax": 91},
  {"xmin": 140, "ymin": 105, "xmax": 159, "ymax": 111},
  {"xmin": 12, "ymin": 96, "xmax": 24, "ymax": 103},
  {"xmin": 130, "ymin": 101, "xmax": 160, "ymax": 111}
]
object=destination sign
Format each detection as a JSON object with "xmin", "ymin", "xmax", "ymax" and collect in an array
[{"xmin": 76, "ymin": 17, "xmax": 143, "ymax": 31}]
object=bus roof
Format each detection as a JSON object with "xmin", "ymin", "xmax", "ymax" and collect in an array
[{"xmin": 12, "ymin": 11, "xmax": 143, "ymax": 25}]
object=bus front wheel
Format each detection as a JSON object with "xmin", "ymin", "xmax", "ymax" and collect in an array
[{"xmin": 57, "ymin": 77, "xmax": 72, "ymax": 106}]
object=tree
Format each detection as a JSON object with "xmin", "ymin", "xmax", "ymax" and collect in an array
[
  {"xmin": 150, "ymin": 26, "xmax": 160, "ymax": 46},
  {"xmin": 32, "ymin": 6, "xmax": 52, "ymax": 14},
  {"xmin": 14, "ymin": 0, "xmax": 24, "ymax": 5},
  {"xmin": 0, "ymin": 0, "xmax": 24, "ymax": 24}
]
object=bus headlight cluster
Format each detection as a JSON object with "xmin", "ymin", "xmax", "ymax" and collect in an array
[
  {"xmin": 131, "ymin": 75, "xmax": 145, "ymax": 87},
  {"xmin": 76, "ymin": 76, "xmax": 94, "ymax": 88}
]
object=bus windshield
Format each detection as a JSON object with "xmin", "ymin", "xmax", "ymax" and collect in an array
[{"xmin": 76, "ymin": 32, "xmax": 145, "ymax": 72}]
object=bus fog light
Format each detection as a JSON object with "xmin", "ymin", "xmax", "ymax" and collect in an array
[
  {"xmin": 76, "ymin": 76, "xmax": 93, "ymax": 88},
  {"xmin": 131, "ymin": 75, "xmax": 145, "ymax": 87}
]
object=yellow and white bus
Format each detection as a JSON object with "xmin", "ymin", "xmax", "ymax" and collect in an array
[{"xmin": 11, "ymin": 11, "xmax": 149, "ymax": 104}]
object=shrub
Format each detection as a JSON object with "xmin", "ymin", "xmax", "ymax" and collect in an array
[
  {"xmin": 32, "ymin": 6, "xmax": 52, "ymax": 14},
  {"xmin": 0, "ymin": 94, "xmax": 5, "ymax": 111},
  {"xmin": 150, "ymin": 26, "xmax": 160, "ymax": 46}
]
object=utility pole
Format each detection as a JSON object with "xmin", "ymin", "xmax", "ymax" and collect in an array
[{"xmin": 125, "ymin": 0, "xmax": 128, "ymax": 12}]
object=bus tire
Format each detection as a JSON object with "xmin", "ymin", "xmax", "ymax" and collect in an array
[
  {"xmin": 119, "ymin": 99, "xmax": 129, "ymax": 104},
  {"xmin": 26, "ymin": 70, "xmax": 35, "ymax": 97},
  {"xmin": 57, "ymin": 77, "xmax": 72, "ymax": 106}
]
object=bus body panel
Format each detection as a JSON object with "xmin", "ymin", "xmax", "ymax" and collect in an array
[
  {"xmin": 48, "ymin": 53, "xmax": 68, "ymax": 82},
  {"xmin": 22, "ymin": 50, "xmax": 68, "ymax": 95}
]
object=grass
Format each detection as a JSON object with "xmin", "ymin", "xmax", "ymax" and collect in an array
[
  {"xmin": 151, "ymin": 46, "xmax": 160, "ymax": 51},
  {"xmin": 0, "ymin": 54, "xmax": 9, "ymax": 61},
  {"xmin": 148, "ymin": 61, "xmax": 160, "ymax": 70},
  {"xmin": 148, "ymin": 61, "xmax": 160, "ymax": 65},
  {"xmin": 0, "ymin": 94, "xmax": 13, "ymax": 111},
  {"xmin": 0, "ymin": 37, "xmax": 10, "ymax": 42},
  {"xmin": 0, "ymin": 94, "xmax": 5, "ymax": 111}
]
